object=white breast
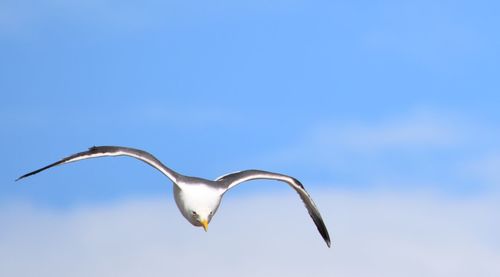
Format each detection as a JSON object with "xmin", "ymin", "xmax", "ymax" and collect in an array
[{"xmin": 173, "ymin": 184, "xmax": 222, "ymax": 225}]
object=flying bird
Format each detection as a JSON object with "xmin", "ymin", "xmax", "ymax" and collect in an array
[{"xmin": 17, "ymin": 146, "xmax": 331, "ymax": 247}]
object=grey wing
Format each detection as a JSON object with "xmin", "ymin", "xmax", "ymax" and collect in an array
[
  {"xmin": 216, "ymin": 170, "xmax": 331, "ymax": 247},
  {"xmin": 16, "ymin": 146, "xmax": 180, "ymax": 183}
]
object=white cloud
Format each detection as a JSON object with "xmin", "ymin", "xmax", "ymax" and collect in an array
[
  {"xmin": 0, "ymin": 0, "xmax": 156, "ymax": 36},
  {"xmin": 360, "ymin": 1, "xmax": 494, "ymax": 70},
  {"xmin": 311, "ymin": 110, "xmax": 463, "ymax": 152},
  {"xmin": 249, "ymin": 109, "xmax": 500, "ymax": 194},
  {"xmin": 0, "ymin": 103, "xmax": 239, "ymax": 132},
  {"xmin": 0, "ymin": 0, "xmax": 304, "ymax": 37},
  {"xmin": 0, "ymin": 190, "xmax": 498, "ymax": 277},
  {"xmin": 258, "ymin": 109, "xmax": 464, "ymax": 167},
  {"xmin": 462, "ymin": 153, "xmax": 500, "ymax": 190}
]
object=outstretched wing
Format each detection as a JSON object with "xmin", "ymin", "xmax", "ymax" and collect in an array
[
  {"xmin": 216, "ymin": 170, "xmax": 331, "ymax": 247},
  {"xmin": 16, "ymin": 146, "xmax": 180, "ymax": 183}
]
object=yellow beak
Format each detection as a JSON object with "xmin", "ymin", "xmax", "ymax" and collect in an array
[{"xmin": 200, "ymin": 219, "xmax": 209, "ymax": 232}]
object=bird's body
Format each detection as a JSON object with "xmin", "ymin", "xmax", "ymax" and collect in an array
[
  {"xmin": 17, "ymin": 146, "xmax": 331, "ymax": 247},
  {"xmin": 173, "ymin": 179, "xmax": 222, "ymax": 227}
]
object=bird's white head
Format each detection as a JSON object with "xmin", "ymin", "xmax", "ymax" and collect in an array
[{"xmin": 174, "ymin": 183, "xmax": 222, "ymax": 231}]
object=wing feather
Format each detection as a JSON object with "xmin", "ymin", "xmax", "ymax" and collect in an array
[
  {"xmin": 16, "ymin": 146, "xmax": 179, "ymax": 183},
  {"xmin": 216, "ymin": 170, "xmax": 331, "ymax": 247}
]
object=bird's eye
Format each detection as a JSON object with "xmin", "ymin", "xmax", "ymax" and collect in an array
[{"xmin": 192, "ymin": 211, "xmax": 197, "ymax": 215}]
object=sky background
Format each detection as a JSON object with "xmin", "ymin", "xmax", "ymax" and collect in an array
[{"xmin": 1, "ymin": 0, "xmax": 499, "ymax": 276}]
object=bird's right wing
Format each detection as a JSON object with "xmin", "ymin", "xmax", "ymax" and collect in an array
[
  {"xmin": 16, "ymin": 146, "xmax": 180, "ymax": 183},
  {"xmin": 216, "ymin": 169, "xmax": 331, "ymax": 247}
]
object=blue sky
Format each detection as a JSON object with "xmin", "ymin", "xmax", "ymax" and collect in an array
[
  {"xmin": 1, "ymin": 1, "xmax": 500, "ymax": 276},
  {"xmin": 2, "ymin": 0, "xmax": 499, "ymax": 205}
]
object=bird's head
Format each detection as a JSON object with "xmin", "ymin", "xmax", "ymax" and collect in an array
[{"xmin": 190, "ymin": 208, "xmax": 215, "ymax": 231}]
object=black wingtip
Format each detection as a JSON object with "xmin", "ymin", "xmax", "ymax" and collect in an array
[
  {"xmin": 310, "ymin": 211, "xmax": 331, "ymax": 248},
  {"xmin": 323, "ymin": 232, "xmax": 332, "ymax": 248},
  {"xmin": 15, "ymin": 173, "xmax": 31, "ymax": 182},
  {"xmin": 15, "ymin": 172, "xmax": 33, "ymax": 182}
]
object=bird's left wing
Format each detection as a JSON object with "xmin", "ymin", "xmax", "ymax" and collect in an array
[
  {"xmin": 216, "ymin": 170, "xmax": 331, "ymax": 247},
  {"xmin": 16, "ymin": 146, "xmax": 180, "ymax": 183}
]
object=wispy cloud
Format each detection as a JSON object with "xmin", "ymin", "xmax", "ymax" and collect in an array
[
  {"xmin": 260, "ymin": 109, "xmax": 464, "ymax": 166},
  {"xmin": 462, "ymin": 153, "xmax": 500, "ymax": 191},
  {"xmin": 252, "ymin": 109, "xmax": 499, "ymax": 193},
  {"xmin": 0, "ymin": 102, "xmax": 240, "ymax": 132},
  {"xmin": 0, "ymin": 190, "xmax": 498, "ymax": 276},
  {"xmin": 311, "ymin": 110, "xmax": 463, "ymax": 152},
  {"xmin": 0, "ymin": 0, "xmax": 303, "ymax": 37},
  {"xmin": 0, "ymin": 0, "xmax": 157, "ymax": 36},
  {"xmin": 361, "ymin": 1, "xmax": 496, "ymax": 69}
]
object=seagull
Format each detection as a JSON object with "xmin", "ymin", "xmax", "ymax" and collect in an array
[{"xmin": 17, "ymin": 146, "xmax": 331, "ymax": 247}]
